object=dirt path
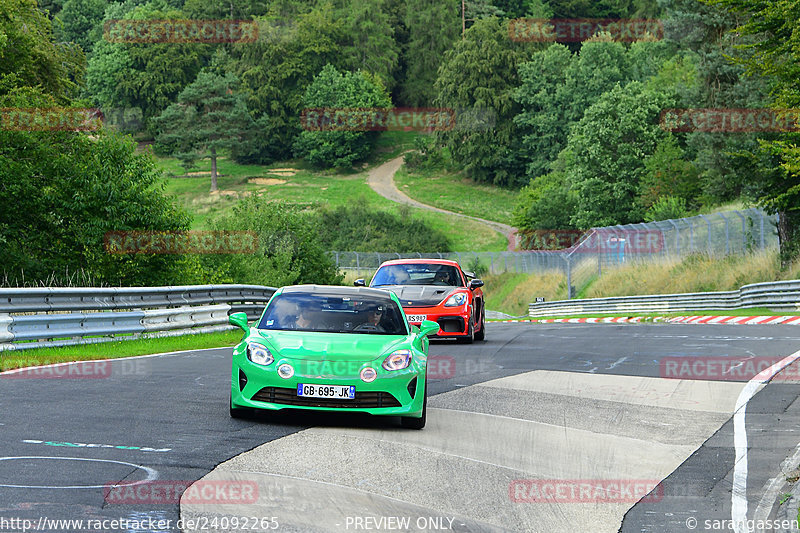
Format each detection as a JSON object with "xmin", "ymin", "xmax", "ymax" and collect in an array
[{"xmin": 366, "ymin": 156, "xmax": 517, "ymax": 251}]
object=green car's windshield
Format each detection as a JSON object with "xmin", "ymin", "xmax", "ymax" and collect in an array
[
  {"xmin": 257, "ymin": 293, "xmax": 408, "ymax": 335},
  {"xmin": 372, "ymin": 264, "xmax": 463, "ymax": 287}
]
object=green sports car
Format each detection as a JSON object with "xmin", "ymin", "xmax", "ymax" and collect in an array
[{"xmin": 228, "ymin": 285, "xmax": 439, "ymax": 429}]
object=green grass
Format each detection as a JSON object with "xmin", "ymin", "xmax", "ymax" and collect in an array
[
  {"xmin": 393, "ymin": 167, "xmax": 518, "ymax": 225},
  {"xmin": 0, "ymin": 330, "xmax": 244, "ymax": 372},
  {"xmin": 155, "ymin": 152, "xmax": 508, "ymax": 252}
]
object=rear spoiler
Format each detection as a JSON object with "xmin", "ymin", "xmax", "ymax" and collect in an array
[{"xmin": 463, "ymin": 270, "xmax": 475, "ymax": 279}]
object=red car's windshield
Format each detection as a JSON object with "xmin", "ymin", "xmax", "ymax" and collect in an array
[{"xmin": 371, "ymin": 264, "xmax": 464, "ymax": 287}]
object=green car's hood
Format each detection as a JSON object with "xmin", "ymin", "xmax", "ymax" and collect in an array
[{"xmin": 251, "ymin": 330, "xmax": 410, "ymax": 361}]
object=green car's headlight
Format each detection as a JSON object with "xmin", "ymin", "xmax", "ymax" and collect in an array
[
  {"xmin": 247, "ymin": 343, "xmax": 274, "ymax": 366},
  {"xmin": 382, "ymin": 349, "xmax": 412, "ymax": 371},
  {"xmin": 444, "ymin": 292, "xmax": 468, "ymax": 307}
]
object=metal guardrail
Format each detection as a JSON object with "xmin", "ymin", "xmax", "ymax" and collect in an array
[
  {"xmin": 0, "ymin": 285, "xmax": 276, "ymax": 351},
  {"xmin": 528, "ymin": 280, "xmax": 800, "ymax": 317}
]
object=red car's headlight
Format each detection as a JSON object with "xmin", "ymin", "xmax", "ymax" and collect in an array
[{"xmin": 444, "ymin": 292, "xmax": 468, "ymax": 307}]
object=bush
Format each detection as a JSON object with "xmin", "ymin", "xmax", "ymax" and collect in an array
[
  {"xmin": 204, "ymin": 198, "xmax": 344, "ymax": 287},
  {"xmin": 315, "ymin": 198, "xmax": 451, "ymax": 252},
  {"xmin": 644, "ymin": 196, "xmax": 689, "ymax": 222}
]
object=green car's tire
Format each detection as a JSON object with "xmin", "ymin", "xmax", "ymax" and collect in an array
[
  {"xmin": 474, "ymin": 307, "xmax": 485, "ymax": 341},
  {"xmin": 401, "ymin": 382, "xmax": 427, "ymax": 430},
  {"xmin": 230, "ymin": 395, "xmax": 252, "ymax": 419}
]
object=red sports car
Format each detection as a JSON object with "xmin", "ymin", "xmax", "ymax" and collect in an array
[{"xmin": 355, "ymin": 259, "xmax": 486, "ymax": 342}]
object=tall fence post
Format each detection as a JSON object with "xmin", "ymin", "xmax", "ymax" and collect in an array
[
  {"xmin": 733, "ymin": 211, "xmax": 747, "ymax": 251},
  {"xmin": 699, "ymin": 214, "xmax": 712, "ymax": 255},
  {"xmin": 719, "ymin": 212, "xmax": 730, "ymax": 254},
  {"xmin": 565, "ymin": 254, "xmax": 573, "ymax": 299},
  {"xmin": 669, "ymin": 220, "xmax": 680, "ymax": 257},
  {"xmin": 760, "ymin": 211, "xmax": 766, "ymax": 249}
]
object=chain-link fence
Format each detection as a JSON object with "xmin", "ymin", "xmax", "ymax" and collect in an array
[{"xmin": 330, "ymin": 209, "xmax": 779, "ymax": 298}]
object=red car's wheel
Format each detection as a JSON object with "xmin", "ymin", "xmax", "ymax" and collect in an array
[{"xmin": 474, "ymin": 305, "xmax": 485, "ymax": 341}]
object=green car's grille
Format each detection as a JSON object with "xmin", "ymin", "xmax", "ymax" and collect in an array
[{"xmin": 251, "ymin": 387, "xmax": 401, "ymax": 409}]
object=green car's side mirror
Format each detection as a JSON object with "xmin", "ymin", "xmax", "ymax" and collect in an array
[
  {"xmin": 418, "ymin": 320, "xmax": 440, "ymax": 337},
  {"xmin": 229, "ymin": 312, "xmax": 249, "ymax": 331}
]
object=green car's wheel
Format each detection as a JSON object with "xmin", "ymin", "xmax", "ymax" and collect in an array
[
  {"xmin": 230, "ymin": 394, "xmax": 252, "ymax": 419},
  {"xmin": 474, "ymin": 307, "xmax": 486, "ymax": 341},
  {"xmin": 401, "ymin": 382, "xmax": 427, "ymax": 430}
]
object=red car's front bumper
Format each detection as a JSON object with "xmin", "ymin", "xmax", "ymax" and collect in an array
[{"xmin": 403, "ymin": 305, "xmax": 472, "ymax": 338}]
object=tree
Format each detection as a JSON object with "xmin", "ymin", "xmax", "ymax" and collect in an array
[
  {"xmin": 513, "ymin": 43, "xmax": 572, "ymax": 179},
  {"xmin": 336, "ymin": 0, "xmax": 400, "ymax": 92},
  {"xmin": 55, "ymin": 0, "xmax": 106, "ymax": 54},
  {"xmin": 231, "ymin": 4, "xmax": 349, "ymax": 162},
  {"xmin": 85, "ymin": 2, "xmax": 211, "ymax": 128},
  {"xmin": 512, "ymin": 170, "xmax": 576, "ymax": 231},
  {"xmin": 398, "ymin": 0, "xmax": 460, "ymax": 106},
  {"xmin": 0, "ymin": 89, "xmax": 198, "ymax": 286},
  {"xmin": 566, "ymin": 82, "xmax": 672, "ymax": 228},
  {"xmin": 293, "ymin": 64, "xmax": 391, "ymax": 169},
  {"xmin": 638, "ymin": 134, "xmax": 701, "ymax": 211},
  {"xmin": 0, "ymin": 0, "xmax": 84, "ymax": 101},
  {"xmin": 434, "ymin": 17, "xmax": 541, "ymax": 187},
  {"xmin": 703, "ymin": 0, "xmax": 800, "ymax": 259},
  {"xmin": 154, "ymin": 71, "xmax": 256, "ymax": 192}
]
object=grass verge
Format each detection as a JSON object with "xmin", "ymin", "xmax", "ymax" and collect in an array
[
  {"xmin": 393, "ymin": 167, "xmax": 517, "ymax": 225},
  {"xmin": 156, "ymin": 153, "xmax": 507, "ymax": 252},
  {"xmin": 0, "ymin": 330, "xmax": 244, "ymax": 372}
]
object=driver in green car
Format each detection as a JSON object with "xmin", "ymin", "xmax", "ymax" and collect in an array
[{"xmin": 358, "ymin": 304, "xmax": 386, "ymax": 333}]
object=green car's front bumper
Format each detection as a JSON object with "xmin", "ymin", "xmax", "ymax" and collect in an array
[{"xmin": 231, "ymin": 346, "xmax": 427, "ymax": 418}]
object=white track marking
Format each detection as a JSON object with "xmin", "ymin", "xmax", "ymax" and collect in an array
[
  {"xmin": 0, "ymin": 456, "xmax": 157, "ymax": 489},
  {"xmin": 731, "ymin": 348, "xmax": 800, "ymax": 533}
]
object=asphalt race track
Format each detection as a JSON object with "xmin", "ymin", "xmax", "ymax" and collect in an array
[{"xmin": 3, "ymin": 323, "xmax": 800, "ymax": 532}]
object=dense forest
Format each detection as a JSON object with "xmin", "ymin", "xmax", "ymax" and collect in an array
[{"xmin": 0, "ymin": 0, "xmax": 798, "ymax": 286}]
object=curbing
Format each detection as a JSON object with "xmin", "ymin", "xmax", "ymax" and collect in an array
[{"xmin": 491, "ymin": 315, "xmax": 800, "ymax": 325}]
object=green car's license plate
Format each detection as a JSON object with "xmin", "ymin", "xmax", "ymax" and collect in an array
[{"xmin": 297, "ymin": 384, "xmax": 356, "ymax": 399}]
